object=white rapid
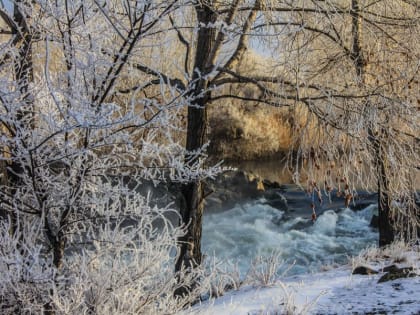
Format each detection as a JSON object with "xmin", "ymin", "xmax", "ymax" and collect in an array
[{"xmin": 202, "ymin": 201, "xmax": 378, "ymax": 275}]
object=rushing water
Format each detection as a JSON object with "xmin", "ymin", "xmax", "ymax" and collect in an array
[{"xmin": 202, "ymin": 197, "xmax": 378, "ymax": 275}]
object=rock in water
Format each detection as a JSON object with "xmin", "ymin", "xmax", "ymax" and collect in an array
[{"xmin": 369, "ymin": 215, "xmax": 379, "ymax": 228}]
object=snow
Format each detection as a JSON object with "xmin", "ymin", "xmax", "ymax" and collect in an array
[{"xmin": 186, "ymin": 248, "xmax": 420, "ymax": 314}]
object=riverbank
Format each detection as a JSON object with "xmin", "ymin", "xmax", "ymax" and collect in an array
[{"xmin": 186, "ymin": 241, "xmax": 420, "ymax": 314}]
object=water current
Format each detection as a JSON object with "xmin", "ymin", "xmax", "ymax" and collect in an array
[{"xmin": 202, "ymin": 188, "xmax": 378, "ymax": 276}]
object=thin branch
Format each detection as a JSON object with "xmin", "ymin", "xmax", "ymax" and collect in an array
[
  {"xmin": 219, "ymin": 0, "xmax": 260, "ymax": 73},
  {"xmin": 217, "ymin": 5, "xmax": 347, "ymax": 16},
  {"xmin": 206, "ymin": 0, "xmax": 241, "ymax": 69},
  {"xmin": 131, "ymin": 63, "xmax": 186, "ymax": 91},
  {"xmin": 209, "ymin": 94, "xmax": 291, "ymax": 107},
  {"xmin": 169, "ymin": 14, "xmax": 191, "ymax": 74},
  {"xmin": 213, "ymin": 67, "xmax": 340, "ymax": 93}
]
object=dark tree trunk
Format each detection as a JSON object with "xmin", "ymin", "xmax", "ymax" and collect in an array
[
  {"xmin": 371, "ymin": 133, "xmax": 395, "ymax": 246},
  {"xmin": 175, "ymin": 3, "xmax": 216, "ymax": 277},
  {"xmin": 351, "ymin": 0, "xmax": 395, "ymax": 246},
  {"xmin": 53, "ymin": 235, "xmax": 66, "ymax": 269},
  {"xmin": 377, "ymin": 177, "xmax": 394, "ymax": 246},
  {"xmin": 350, "ymin": 0, "xmax": 365, "ymax": 78}
]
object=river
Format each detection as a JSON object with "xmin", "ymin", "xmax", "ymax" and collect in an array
[{"xmin": 201, "ymin": 161, "xmax": 379, "ymax": 276}]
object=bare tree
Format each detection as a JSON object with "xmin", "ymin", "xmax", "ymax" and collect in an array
[
  {"xmin": 132, "ymin": 0, "xmax": 419, "ymax": 273},
  {"xmin": 130, "ymin": 0, "xmax": 300, "ymax": 275},
  {"xmin": 0, "ymin": 0, "xmax": 220, "ymax": 312},
  {"xmin": 0, "ymin": 1, "xmax": 34, "ymax": 235},
  {"xmin": 257, "ymin": 0, "xmax": 419, "ymax": 245}
]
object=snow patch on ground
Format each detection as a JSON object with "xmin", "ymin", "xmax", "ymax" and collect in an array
[{"xmin": 185, "ymin": 246, "xmax": 420, "ymax": 314}]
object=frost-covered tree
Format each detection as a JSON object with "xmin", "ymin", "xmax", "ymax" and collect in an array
[
  {"xmin": 0, "ymin": 1, "xmax": 219, "ymax": 313},
  {"xmin": 132, "ymin": 0, "xmax": 419, "ymax": 273},
  {"xmin": 129, "ymin": 0, "xmax": 312, "ymax": 276},
  {"xmin": 262, "ymin": 0, "xmax": 419, "ymax": 245}
]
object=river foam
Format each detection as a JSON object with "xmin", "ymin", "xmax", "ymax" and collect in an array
[{"xmin": 202, "ymin": 200, "xmax": 378, "ymax": 275}]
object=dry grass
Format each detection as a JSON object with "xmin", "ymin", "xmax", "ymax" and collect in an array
[
  {"xmin": 208, "ymin": 102, "xmax": 294, "ymax": 160},
  {"xmin": 350, "ymin": 240, "xmax": 420, "ymax": 271}
]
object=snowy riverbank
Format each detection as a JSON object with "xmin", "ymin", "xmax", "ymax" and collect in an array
[{"xmin": 186, "ymin": 242, "xmax": 420, "ymax": 314}]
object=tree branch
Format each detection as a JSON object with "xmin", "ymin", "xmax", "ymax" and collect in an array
[
  {"xmin": 169, "ymin": 14, "xmax": 191, "ymax": 75},
  {"xmin": 219, "ymin": 0, "xmax": 260, "ymax": 73},
  {"xmin": 205, "ymin": 0, "xmax": 241, "ymax": 69},
  {"xmin": 209, "ymin": 94, "xmax": 292, "ymax": 107},
  {"xmin": 130, "ymin": 63, "xmax": 186, "ymax": 91}
]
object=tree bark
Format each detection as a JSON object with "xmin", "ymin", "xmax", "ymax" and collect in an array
[
  {"xmin": 351, "ymin": 0, "xmax": 394, "ymax": 246},
  {"xmin": 370, "ymin": 130, "xmax": 395, "ymax": 246},
  {"xmin": 175, "ymin": 3, "xmax": 216, "ymax": 276}
]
